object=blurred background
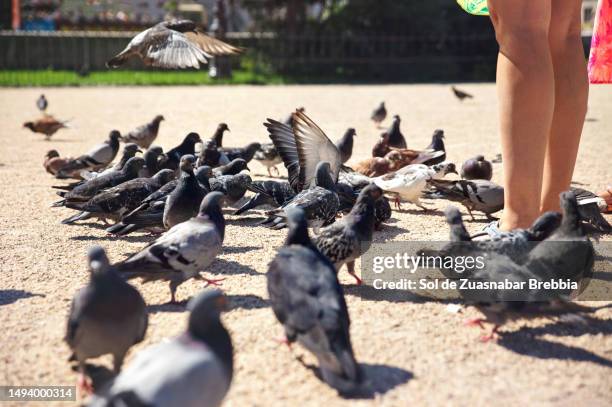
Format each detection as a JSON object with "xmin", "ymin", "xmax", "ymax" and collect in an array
[{"xmin": 0, "ymin": 0, "xmax": 598, "ymax": 85}]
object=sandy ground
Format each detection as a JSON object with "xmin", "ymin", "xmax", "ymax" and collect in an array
[{"xmin": 0, "ymin": 84, "xmax": 611, "ymax": 407}]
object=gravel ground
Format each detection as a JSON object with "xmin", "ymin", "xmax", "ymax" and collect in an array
[{"xmin": 0, "ymin": 84, "xmax": 611, "ymax": 407}]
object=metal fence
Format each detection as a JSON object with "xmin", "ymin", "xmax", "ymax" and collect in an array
[{"xmin": 0, "ymin": 30, "xmax": 500, "ymax": 81}]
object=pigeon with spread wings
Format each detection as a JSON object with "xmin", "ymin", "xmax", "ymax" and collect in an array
[{"xmin": 107, "ymin": 20, "xmax": 243, "ymax": 69}]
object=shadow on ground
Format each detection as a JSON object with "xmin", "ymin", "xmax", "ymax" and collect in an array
[{"xmin": 0, "ymin": 289, "xmax": 45, "ymax": 306}]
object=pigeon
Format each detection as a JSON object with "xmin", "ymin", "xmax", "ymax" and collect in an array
[
  {"xmin": 65, "ymin": 246, "xmax": 147, "ymax": 393},
  {"xmin": 429, "ymin": 179, "xmax": 504, "ymax": 220},
  {"xmin": 54, "ymin": 157, "xmax": 146, "ymax": 205},
  {"xmin": 164, "ymin": 156, "xmax": 208, "ymax": 229},
  {"xmin": 354, "ymin": 151, "xmax": 404, "ymax": 177},
  {"xmin": 386, "ymin": 115, "xmax": 407, "ymax": 149},
  {"xmin": 56, "ymin": 131, "xmax": 122, "ymax": 179},
  {"xmin": 120, "ymin": 115, "xmax": 165, "ymax": 149},
  {"xmin": 161, "ymin": 132, "xmax": 202, "ymax": 171},
  {"xmin": 209, "ymin": 173, "xmax": 252, "ymax": 207},
  {"xmin": 37, "ymin": 94, "xmax": 48, "ymax": 112},
  {"xmin": 234, "ymin": 180, "xmax": 296, "ymax": 215},
  {"xmin": 371, "ymin": 102, "xmax": 387, "ymax": 126},
  {"xmin": 451, "ymin": 85, "xmax": 473, "ymax": 101},
  {"xmin": 88, "ymin": 290, "xmax": 232, "ymax": 407},
  {"xmin": 571, "ymin": 187, "xmax": 611, "ymax": 233},
  {"xmin": 334, "ymin": 176, "xmax": 392, "ymax": 230},
  {"xmin": 106, "ymin": 19, "xmax": 243, "ymax": 69},
  {"xmin": 44, "ymin": 150, "xmax": 72, "ymax": 176},
  {"xmin": 461, "ymin": 155, "xmax": 493, "ymax": 181},
  {"xmin": 335, "ymin": 128, "xmax": 356, "ymax": 164},
  {"xmin": 423, "ymin": 129, "xmax": 446, "ymax": 165},
  {"xmin": 115, "ymin": 192, "xmax": 226, "ymax": 303},
  {"xmin": 139, "ymin": 145, "xmax": 165, "ymax": 178},
  {"xmin": 196, "ymin": 139, "xmax": 230, "ymax": 168},
  {"xmin": 283, "ymin": 107, "xmax": 304, "ymax": 126},
  {"xmin": 368, "ymin": 133, "xmax": 444, "ymax": 169},
  {"xmin": 315, "ymin": 184, "xmax": 383, "ymax": 285},
  {"xmin": 267, "ymin": 207, "xmax": 362, "ymax": 395},
  {"xmin": 62, "ymin": 169, "xmax": 175, "ymax": 225},
  {"xmin": 265, "ymin": 110, "xmax": 342, "ymax": 193},
  {"xmin": 77, "ymin": 143, "xmax": 143, "ymax": 183},
  {"xmin": 23, "ymin": 115, "xmax": 69, "ymax": 140},
  {"xmin": 261, "ymin": 162, "xmax": 340, "ymax": 233},
  {"xmin": 253, "ymin": 142, "xmax": 282, "ymax": 177},
  {"xmin": 212, "ymin": 158, "xmax": 249, "ymax": 177},
  {"xmin": 219, "ymin": 142, "xmax": 261, "ymax": 164},
  {"xmin": 372, "ymin": 132, "xmax": 390, "ymax": 158},
  {"xmin": 373, "ymin": 162, "xmax": 457, "ymax": 210},
  {"xmin": 210, "ymin": 123, "xmax": 230, "ymax": 148}
]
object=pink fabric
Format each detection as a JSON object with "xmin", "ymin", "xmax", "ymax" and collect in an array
[{"xmin": 589, "ymin": 0, "xmax": 612, "ymax": 83}]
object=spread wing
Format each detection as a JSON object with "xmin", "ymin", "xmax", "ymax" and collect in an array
[
  {"xmin": 184, "ymin": 31, "xmax": 244, "ymax": 56},
  {"xmin": 142, "ymin": 29, "xmax": 209, "ymax": 69}
]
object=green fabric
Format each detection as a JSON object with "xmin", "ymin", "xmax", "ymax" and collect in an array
[{"xmin": 456, "ymin": 0, "xmax": 489, "ymax": 16}]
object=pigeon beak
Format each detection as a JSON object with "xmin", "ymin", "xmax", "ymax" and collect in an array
[
  {"xmin": 245, "ymin": 165, "xmax": 251, "ymax": 171},
  {"xmin": 227, "ymin": 127, "xmax": 231, "ymax": 132}
]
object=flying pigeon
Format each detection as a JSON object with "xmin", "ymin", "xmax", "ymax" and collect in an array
[
  {"xmin": 23, "ymin": 115, "xmax": 70, "ymax": 140},
  {"xmin": 371, "ymin": 102, "xmax": 387, "ymax": 127},
  {"xmin": 461, "ymin": 155, "xmax": 493, "ymax": 181},
  {"xmin": 373, "ymin": 162, "xmax": 457, "ymax": 210},
  {"xmin": 335, "ymin": 128, "xmax": 356, "ymax": 164},
  {"xmin": 261, "ymin": 162, "xmax": 339, "ymax": 233},
  {"xmin": 315, "ymin": 184, "xmax": 383, "ymax": 284},
  {"xmin": 106, "ymin": 19, "xmax": 243, "ymax": 69},
  {"xmin": 56, "ymin": 131, "xmax": 122, "ymax": 179},
  {"xmin": 115, "ymin": 192, "xmax": 226, "ymax": 304},
  {"xmin": 88, "ymin": 290, "xmax": 232, "ymax": 407},
  {"xmin": 163, "ymin": 156, "xmax": 208, "ymax": 229},
  {"xmin": 451, "ymin": 86, "xmax": 473, "ymax": 101},
  {"xmin": 253, "ymin": 142, "xmax": 283, "ymax": 177},
  {"xmin": 120, "ymin": 115, "xmax": 165, "ymax": 149},
  {"xmin": 65, "ymin": 246, "xmax": 147, "ymax": 393},
  {"xmin": 283, "ymin": 107, "xmax": 304, "ymax": 126},
  {"xmin": 429, "ymin": 179, "xmax": 504, "ymax": 220},
  {"xmin": 267, "ymin": 207, "xmax": 363, "ymax": 395}
]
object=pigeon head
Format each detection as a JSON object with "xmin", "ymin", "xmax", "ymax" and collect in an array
[
  {"xmin": 444, "ymin": 206, "xmax": 471, "ymax": 242},
  {"xmin": 87, "ymin": 246, "xmax": 110, "ymax": 275},
  {"xmin": 218, "ymin": 123, "xmax": 230, "ymax": 132},
  {"xmin": 179, "ymin": 155, "xmax": 196, "ymax": 173},
  {"xmin": 559, "ymin": 191, "xmax": 582, "ymax": 234},
  {"xmin": 46, "ymin": 150, "xmax": 60, "ymax": 159},
  {"xmin": 23, "ymin": 122, "xmax": 35, "ymax": 131},
  {"xmin": 152, "ymin": 169, "xmax": 175, "ymax": 185},
  {"xmin": 147, "ymin": 145, "xmax": 163, "ymax": 154},
  {"xmin": 245, "ymin": 142, "xmax": 262, "ymax": 156},
  {"xmin": 444, "ymin": 206, "xmax": 463, "ymax": 226},
  {"xmin": 460, "ymin": 155, "xmax": 492, "ymax": 181},
  {"xmin": 442, "ymin": 162, "xmax": 458, "ymax": 176},
  {"xmin": 227, "ymin": 158, "xmax": 250, "ymax": 173},
  {"xmin": 296, "ymin": 107, "xmax": 305, "ymax": 113},
  {"xmin": 345, "ymin": 128, "xmax": 357, "ymax": 138},
  {"xmin": 392, "ymin": 115, "xmax": 401, "ymax": 122},
  {"xmin": 433, "ymin": 129, "xmax": 444, "ymax": 139},
  {"xmin": 183, "ymin": 132, "xmax": 202, "ymax": 146},
  {"xmin": 285, "ymin": 207, "xmax": 311, "ymax": 247},
  {"xmin": 153, "ymin": 114, "xmax": 165, "ymax": 122},
  {"xmin": 380, "ymin": 102, "xmax": 385, "ymax": 107},
  {"xmin": 109, "ymin": 130, "xmax": 121, "ymax": 141},
  {"xmin": 314, "ymin": 161, "xmax": 335, "ymax": 191},
  {"xmin": 386, "ymin": 150, "xmax": 402, "ymax": 163},
  {"xmin": 195, "ymin": 165, "xmax": 213, "ymax": 190},
  {"xmin": 528, "ymin": 211, "xmax": 562, "ymax": 240},
  {"xmin": 123, "ymin": 143, "xmax": 143, "ymax": 156},
  {"xmin": 357, "ymin": 183, "xmax": 383, "ymax": 203},
  {"xmin": 123, "ymin": 157, "xmax": 146, "ymax": 174}
]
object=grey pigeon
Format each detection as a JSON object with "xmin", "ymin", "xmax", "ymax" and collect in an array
[
  {"xmin": 219, "ymin": 142, "xmax": 261, "ymax": 164},
  {"xmin": 265, "ymin": 110, "xmax": 342, "ymax": 193},
  {"xmin": 371, "ymin": 102, "xmax": 386, "ymax": 126},
  {"xmin": 461, "ymin": 155, "xmax": 493, "ymax": 181},
  {"xmin": 196, "ymin": 139, "xmax": 229, "ymax": 168},
  {"xmin": 56, "ymin": 131, "xmax": 122, "ymax": 179},
  {"xmin": 571, "ymin": 187, "xmax": 611, "ymax": 234},
  {"xmin": 386, "ymin": 115, "xmax": 407, "ymax": 149},
  {"xmin": 267, "ymin": 207, "xmax": 363, "ymax": 395},
  {"xmin": 209, "ymin": 172, "xmax": 252, "ymax": 207},
  {"xmin": 334, "ymin": 180, "xmax": 392, "ymax": 231},
  {"xmin": 261, "ymin": 162, "xmax": 340, "ymax": 233},
  {"xmin": 315, "ymin": 184, "xmax": 383, "ymax": 285},
  {"xmin": 253, "ymin": 142, "xmax": 282, "ymax": 177},
  {"xmin": 139, "ymin": 145, "xmax": 165, "ymax": 178},
  {"xmin": 211, "ymin": 123, "xmax": 230, "ymax": 147},
  {"xmin": 77, "ymin": 143, "xmax": 143, "ymax": 183},
  {"xmin": 423, "ymin": 129, "xmax": 446, "ymax": 165},
  {"xmin": 53, "ymin": 157, "xmax": 146, "ymax": 206},
  {"xmin": 234, "ymin": 180, "xmax": 295, "ymax": 215},
  {"xmin": 429, "ymin": 179, "xmax": 504, "ymax": 220},
  {"xmin": 451, "ymin": 85, "xmax": 473, "ymax": 101},
  {"xmin": 65, "ymin": 246, "xmax": 147, "ymax": 392},
  {"xmin": 37, "ymin": 94, "xmax": 48, "ymax": 112},
  {"xmin": 160, "ymin": 132, "xmax": 202, "ymax": 171},
  {"xmin": 121, "ymin": 115, "xmax": 164, "ymax": 149},
  {"xmin": 106, "ymin": 19, "xmax": 242, "ymax": 69},
  {"xmin": 164, "ymin": 156, "xmax": 208, "ymax": 229},
  {"xmin": 335, "ymin": 128, "xmax": 356, "ymax": 164},
  {"xmin": 62, "ymin": 169, "xmax": 175, "ymax": 224},
  {"xmin": 212, "ymin": 158, "xmax": 249, "ymax": 177},
  {"xmin": 115, "ymin": 192, "xmax": 226, "ymax": 304},
  {"xmin": 88, "ymin": 290, "xmax": 232, "ymax": 407}
]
